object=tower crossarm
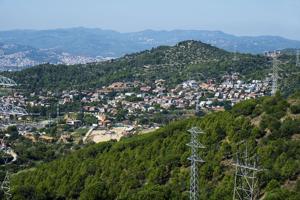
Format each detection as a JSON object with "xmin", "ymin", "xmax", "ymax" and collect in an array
[
  {"xmin": 188, "ymin": 127, "xmax": 204, "ymax": 134},
  {"xmin": 188, "ymin": 155, "xmax": 205, "ymax": 163},
  {"xmin": 186, "ymin": 141, "xmax": 206, "ymax": 149},
  {"xmin": 233, "ymin": 163, "xmax": 261, "ymax": 171}
]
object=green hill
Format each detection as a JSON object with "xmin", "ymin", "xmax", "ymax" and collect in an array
[
  {"xmin": 9, "ymin": 93, "xmax": 300, "ymax": 200},
  {"xmin": 2, "ymin": 40, "xmax": 300, "ymax": 96},
  {"xmin": 2, "ymin": 40, "xmax": 271, "ymax": 92}
]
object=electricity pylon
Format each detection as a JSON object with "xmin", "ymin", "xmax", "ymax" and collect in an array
[
  {"xmin": 296, "ymin": 50, "xmax": 300, "ymax": 67},
  {"xmin": 0, "ymin": 76, "xmax": 23, "ymax": 200},
  {"xmin": 271, "ymin": 55, "xmax": 279, "ymax": 96},
  {"xmin": 1, "ymin": 137, "xmax": 12, "ymax": 200},
  {"xmin": 233, "ymin": 45, "xmax": 239, "ymax": 61},
  {"xmin": 233, "ymin": 147, "xmax": 260, "ymax": 200},
  {"xmin": 0, "ymin": 76, "xmax": 27, "ymax": 116},
  {"xmin": 1, "ymin": 171, "xmax": 12, "ymax": 200},
  {"xmin": 57, "ymin": 103, "xmax": 60, "ymax": 118},
  {"xmin": 0, "ymin": 103, "xmax": 28, "ymax": 116},
  {"xmin": 0, "ymin": 76, "xmax": 17, "ymax": 87},
  {"xmin": 187, "ymin": 127, "xmax": 205, "ymax": 200},
  {"xmin": 195, "ymin": 96, "xmax": 200, "ymax": 115}
]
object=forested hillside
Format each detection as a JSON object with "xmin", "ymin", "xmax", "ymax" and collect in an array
[
  {"xmin": 2, "ymin": 40, "xmax": 272, "ymax": 92},
  {"xmin": 3, "ymin": 40, "xmax": 299, "ymax": 96},
  {"xmin": 9, "ymin": 93, "xmax": 300, "ymax": 200}
]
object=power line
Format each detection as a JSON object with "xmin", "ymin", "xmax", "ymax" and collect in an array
[{"xmin": 187, "ymin": 127, "xmax": 205, "ymax": 200}]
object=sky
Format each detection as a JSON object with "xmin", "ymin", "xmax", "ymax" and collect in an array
[{"xmin": 0, "ymin": 0, "xmax": 299, "ymax": 40}]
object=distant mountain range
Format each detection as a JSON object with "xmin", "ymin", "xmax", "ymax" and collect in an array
[{"xmin": 0, "ymin": 27, "xmax": 300, "ymax": 69}]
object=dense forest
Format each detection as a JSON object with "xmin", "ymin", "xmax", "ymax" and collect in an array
[
  {"xmin": 7, "ymin": 92, "xmax": 300, "ymax": 200},
  {"xmin": 2, "ymin": 41, "xmax": 273, "ymax": 92}
]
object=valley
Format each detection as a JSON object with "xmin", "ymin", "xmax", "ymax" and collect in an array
[
  {"xmin": 1, "ymin": 1, "xmax": 299, "ymax": 199},
  {"xmin": 0, "ymin": 40, "xmax": 299, "ymax": 200}
]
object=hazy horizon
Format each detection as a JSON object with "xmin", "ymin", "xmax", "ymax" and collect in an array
[
  {"xmin": 1, "ymin": 0, "xmax": 299, "ymax": 40},
  {"xmin": 1, "ymin": 27, "xmax": 299, "ymax": 42}
]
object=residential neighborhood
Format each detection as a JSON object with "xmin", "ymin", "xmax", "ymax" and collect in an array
[{"xmin": 0, "ymin": 72, "xmax": 272, "ymax": 145}]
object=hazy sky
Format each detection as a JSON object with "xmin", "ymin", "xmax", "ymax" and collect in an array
[{"xmin": 0, "ymin": 0, "xmax": 299, "ymax": 40}]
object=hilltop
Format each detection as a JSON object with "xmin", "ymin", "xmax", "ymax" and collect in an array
[
  {"xmin": 9, "ymin": 93, "xmax": 300, "ymax": 199},
  {"xmin": 3, "ymin": 40, "xmax": 272, "ymax": 92}
]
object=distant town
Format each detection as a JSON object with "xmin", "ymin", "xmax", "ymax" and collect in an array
[{"xmin": 0, "ymin": 44, "xmax": 113, "ymax": 70}]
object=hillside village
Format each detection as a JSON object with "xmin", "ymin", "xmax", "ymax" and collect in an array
[{"xmin": 0, "ymin": 72, "xmax": 272, "ymax": 144}]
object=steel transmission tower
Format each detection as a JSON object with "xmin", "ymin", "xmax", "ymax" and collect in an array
[
  {"xmin": 296, "ymin": 50, "xmax": 300, "ymax": 67},
  {"xmin": 1, "ymin": 137, "xmax": 12, "ymax": 200},
  {"xmin": 233, "ymin": 45, "xmax": 239, "ymax": 61},
  {"xmin": 195, "ymin": 96, "xmax": 200, "ymax": 115},
  {"xmin": 271, "ymin": 55, "xmax": 279, "ymax": 96},
  {"xmin": 0, "ymin": 76, "xmax": 17, "ymax": 87},
  {"xmin": 1, "ymin": 171, "xmax": 12, "ymax": 200},
  {"xmin": 57, "ymin": 103, "xmax": 60, "ymax": 118},
  {"xmin": 0, "ymin": 76, "xmax": 27, "ymax": 116},
  {"xmin": 233, "ymin": 147, "xmax": 260, "ymax": 200},
  {"xmin": 187, "ymin": 127, "xmax": 205, "ymax": 200},
  {"xmin": 0, "ymin": 103, "xmax": 28, "ymax": 116},
  {"xmin": 0, "ymin": 76, "xmax": 23, "ymax": 199}
]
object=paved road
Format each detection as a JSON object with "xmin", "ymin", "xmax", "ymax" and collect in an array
[{"xmin": 83, "ymin": 126, "xmax": 96, "ymax": 143}]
